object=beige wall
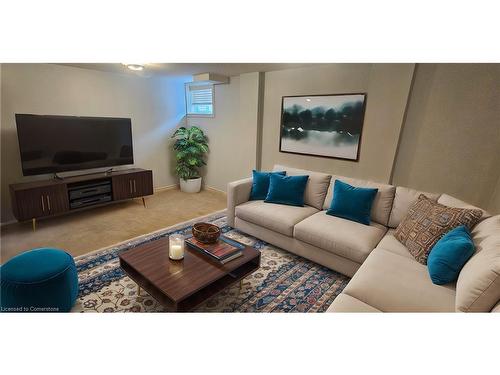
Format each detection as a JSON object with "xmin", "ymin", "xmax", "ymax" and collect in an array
[
  {"xmin": 260, "ymin": 64, "xmax": 415, "ymax": 183},
  {"xmin": 489, "ymin": 176, "xmax": 500, "ymax": 214},
  {"xmin": 186, "ymin": 72, "xmax": 262, "ymax": 191},
  {"xmin": 1, "ymin": 64, "xmax": 187, "ymax": 223},
  {"xmin": 392, "ymin": 64, "xmax": 500, "ymax": 212}
]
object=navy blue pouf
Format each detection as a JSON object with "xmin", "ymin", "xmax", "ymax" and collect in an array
[{"xmin": 1, "ymin": 248, "xmax": 78, "ymax": 312}]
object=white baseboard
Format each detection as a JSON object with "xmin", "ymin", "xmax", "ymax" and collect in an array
[
  {"xmin": 155, "ymin": 182, "xmax": 226, "ymax": 195},
  {"xmin": 154, "ymin": 184, "xmax": 179, "ymax": 192},
  {"xmin": 203, "ymin": 185, "xmax": 227, "ymax": 195},
  {"xmin": 0, "ymin": 219, "xmax": 17, "ymax": 227}
]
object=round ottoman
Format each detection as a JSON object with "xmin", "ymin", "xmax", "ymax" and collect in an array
[{"xmin": 1, "ymin": 248, "xmax": 79, "ymax": 312}]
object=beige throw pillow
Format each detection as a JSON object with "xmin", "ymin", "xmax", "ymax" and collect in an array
[{"xmin": 394, "ymin": 194, "xmax": 483, "ymax": 264}]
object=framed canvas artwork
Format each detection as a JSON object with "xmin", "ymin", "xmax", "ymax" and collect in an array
[{"xmin": 279, "ymin": 93, "xmax": 367, "ymax": 161}]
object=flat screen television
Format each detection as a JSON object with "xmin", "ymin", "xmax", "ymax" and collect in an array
[{"xmin": 15, "ymin": 114, "xmax": 134, "ymax": 176}]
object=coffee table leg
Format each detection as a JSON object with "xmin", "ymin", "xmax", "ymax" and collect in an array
[
  {"xmin": 239, "ymin": 280, "xmax": 243, "ymax": 289},
  {"xmin": 137, "ymin": 285, "xmax": 141, "ymax": 296}
]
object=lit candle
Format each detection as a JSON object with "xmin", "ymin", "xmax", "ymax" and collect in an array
[{"xmin": 169, "ymin": 234, "xmax": 185, "ymax": 260}]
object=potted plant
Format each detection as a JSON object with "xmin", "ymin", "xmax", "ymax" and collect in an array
[{"xmin": 171, "ymin": 126, "xmax": 209, "ymax": 193}]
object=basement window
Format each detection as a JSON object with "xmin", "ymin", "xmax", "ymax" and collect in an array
[{"xmin": 185, "ymin": 83, "xmax": 214, "ymax": 117}]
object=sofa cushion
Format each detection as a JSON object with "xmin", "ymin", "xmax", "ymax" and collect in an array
[
  {"xmin": 376, "ymin": 230, "xmax": 413, "ymax": 259},
  {"xmin": 294, "ymin": 211, "xmax": 387, "ymax": 264},
  {"xmin": 455, "ymin": 216, "xmax": 500, "ymax": 312},
  {"xmin": 265, "ymin": 174, "xmax": 309, "ymax": 206},
  {"xmin": 388, "ymin": 186, "xmax": 440, "ymax": 228},
  {"xmin": 471, "ymin": 214, "xmax": 500, "ymax": 246},
  {"xmin": 235, "ymin": 200, "xmax": 318, "ymax": 237},
  {"xmin": 323, "ymin": 175, "xmax": 395, "ymax": 226},
  {"xmin": 235, "ymin": 216, "xmax": 361, "ymax": 277},
  {"xmin": 394, "ymin": 194, "xmax": 483, "ymax": 265},
  {"xmin": 438, "ymin": 193, "xmax": 491, "ymax": 221},
  {"xmin": 327, "ymin": 293, "xmax": 381, "ymax": 312},
  {"xmin": 343, "ymin": 248, "xmax": 456, "ymax": 312},
  {"xmin": 454, "ymin": 215, "xmax": 500, "ymax": 312},
  {"xmin": 326, "ymin": 179, "xmax": 378, "ymax": 225},
  {"xmin": 273, "ymin": 165, "xmax": 331, "ymax": 210}
]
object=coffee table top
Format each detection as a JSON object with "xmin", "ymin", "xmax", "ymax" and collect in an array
[{"xmin": 119, "ymin": 236, "xmax": 260, "ymax": 305}]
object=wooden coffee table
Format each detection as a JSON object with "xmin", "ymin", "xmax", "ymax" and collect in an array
[{"xmin": 119, "ymin": 236, "xmax": 260, "ymax": 312}]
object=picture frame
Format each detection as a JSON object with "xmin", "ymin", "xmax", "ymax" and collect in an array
[{"xmin": 279, "ymin": 93, "xmax": 367, "ymax": 161}]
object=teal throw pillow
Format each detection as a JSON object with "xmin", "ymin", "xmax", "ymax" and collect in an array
[
  {"xmin": 427, "ymin": 225, "xmax": 475, "ymax": 285},
  {"xmin": 326, "ymin": 179, "xmax": 378, "ymax": 225},
  {"xmin": 264, "ymin": 174, "xmax": 309, "ymax": 207}
]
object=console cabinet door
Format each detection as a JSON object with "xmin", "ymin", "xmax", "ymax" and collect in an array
[
  {"xmin": 44, "ymin": 185, "xmax": 69, "ymax": 215},
  {"xmin": 112, "ymin": 171, "xmax": 153, "ymax": 200},
  {"xmin": 15, "ymin": 188, "xmax": 47, "ymax": 221},
  {"xmin": 15, "ymin": 185, "xmax": 69, "ymax": 221},
  {"xmin": 112, "ymin": 175, "xmax": 136, "ymax": 200},
  {"xmin": 134, "ymin": 170, "xmax": 154, "ymax": 197}
]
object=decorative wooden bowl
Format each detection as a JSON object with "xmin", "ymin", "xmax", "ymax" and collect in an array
[{"xmin": 192, "ymin": 222, "xmax": 221, "ymax": 244}]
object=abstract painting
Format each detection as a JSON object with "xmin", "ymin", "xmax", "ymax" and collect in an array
[{"xmin": 279, "ymin": 93, "xmax": 367, "ymax": 161}]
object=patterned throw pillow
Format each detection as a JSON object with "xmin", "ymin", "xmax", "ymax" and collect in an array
[{"xmin": 394, "ymin": 194, "xmax": 483, "ymax": 264}]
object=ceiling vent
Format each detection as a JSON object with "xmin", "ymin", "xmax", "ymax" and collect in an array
[{"xmin": 191, "ymin": 72, "xmax": 229, "ymax": 85}]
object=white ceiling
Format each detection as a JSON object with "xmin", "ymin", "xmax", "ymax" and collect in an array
[{"xmin": 60, "ymin": 63, "xmax": 321, "ymax": 78}]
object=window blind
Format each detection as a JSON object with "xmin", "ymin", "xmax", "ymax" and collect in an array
[
  {"xmin": 186, "ymin": 84, "xmax": 214, "ymax": 116},
  {"xmin": 190, "ymin": 86, "xmax": 213, "ymax": 105}
]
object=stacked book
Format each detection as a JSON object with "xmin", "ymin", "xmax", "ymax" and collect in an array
[{"xmin": 186, "ymin": 236, "xmax": 245, "ymax": 264}]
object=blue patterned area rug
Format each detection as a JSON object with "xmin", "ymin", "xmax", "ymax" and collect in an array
[{"xmin": 72, "ymin": 211, "xmax": 350, "ymax": 313}]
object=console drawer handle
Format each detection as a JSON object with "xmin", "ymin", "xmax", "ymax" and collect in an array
[
  {"xmin": 129, "ymin": 180, "xmax": 133, "ymax": 194},
  {"xmin": 46, "ymin": 195, "xmax": 51, "ymax": 211},
  {"xmin": 41, "ymin": 195, "xmax": 45, "ymax": 212}
]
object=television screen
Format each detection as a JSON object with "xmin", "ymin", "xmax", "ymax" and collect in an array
[{"xmin": 15, "ymin": 114, "xmax": 134, "ymax": 176}]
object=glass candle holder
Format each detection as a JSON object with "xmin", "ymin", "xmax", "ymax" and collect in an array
[{"xmin": 169, "ymin": 234, "xmax": 185, "ymax": 260}]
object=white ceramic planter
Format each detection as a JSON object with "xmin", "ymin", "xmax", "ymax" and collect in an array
[{"xmin": 180, "ymin": 177, "xmax": 202, "ymax": 193}]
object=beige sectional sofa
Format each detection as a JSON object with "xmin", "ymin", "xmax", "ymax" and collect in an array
[{"xmin": 227, "ymin": 165, "xmax": 500, "ymax": 312}]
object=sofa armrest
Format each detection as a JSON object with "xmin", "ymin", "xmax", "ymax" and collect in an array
[{"xmin": 227, "ymin": 177, "xmax": 252, "ymax": 227}]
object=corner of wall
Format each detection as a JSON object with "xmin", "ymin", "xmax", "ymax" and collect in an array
[
  {"xmin": 488, "ymin": 172, "xmax": 500, "ymax": 214},
  {"xmin": 388, "ymin": 63, "xmax": 418, "ymax": 185},
  {"xmin": 255, "ymin": 72, "xmax": 265, "ymax": 170}
]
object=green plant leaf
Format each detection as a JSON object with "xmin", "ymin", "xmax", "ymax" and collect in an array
[
  {"xmin": 198, "ymin": 144, "xmax": 209, "ymax": 153},
  {"xmin": 172, "ymin": 126, "xmax": 208, "ymax": 179},
  {"xmin": 172, "ymin": 127, "xmax": 188, "ymax": 139}
]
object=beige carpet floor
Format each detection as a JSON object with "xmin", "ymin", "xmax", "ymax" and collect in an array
[{"xmin": 0, "ymin": 188, "xmax": 227, "ymax": 263}]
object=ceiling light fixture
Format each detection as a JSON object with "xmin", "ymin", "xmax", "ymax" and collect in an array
[{"xmin": 122, "ymin": 63, "xmax": 145, "ymax": 71}]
